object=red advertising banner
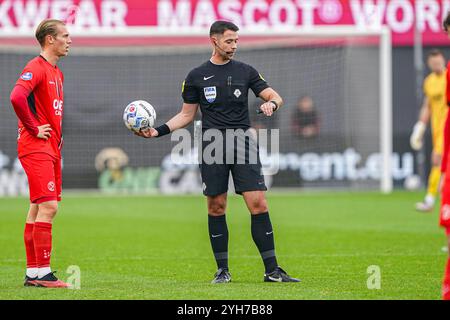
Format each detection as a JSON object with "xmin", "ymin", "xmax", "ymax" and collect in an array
[{"xmin": 0, "ymin": 0, "xmax": 449, "ymax": 46}]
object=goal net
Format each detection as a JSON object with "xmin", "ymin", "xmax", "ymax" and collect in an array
[{"xmin": 0, "ymin": 27, "xmax": 392, "ymax": 196}]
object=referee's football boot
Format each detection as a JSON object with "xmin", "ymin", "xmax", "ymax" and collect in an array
[
  {"xmin": 211, "ymin": 268, "xmax": 231, "ymax": 284},
  {"xmin": 24, "ymin": 275, "xmax": 38, "ymax": 287},
  {"xmin": 264, "ymin": 266, "xmax": 300, "ymax": 283}
]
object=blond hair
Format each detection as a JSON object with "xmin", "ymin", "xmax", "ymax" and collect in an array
[{"xmin": 35, "ymin": 19, "xmax": 65, "ymax": 47}]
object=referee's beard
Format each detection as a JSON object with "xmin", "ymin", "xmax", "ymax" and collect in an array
[
  {"xmin": 225, "ymin": 48, "xmax": 235, "ymax": 59},
  {"xmin": 213, "ymin": 46, "xmax": 235, "ymax": 62}
]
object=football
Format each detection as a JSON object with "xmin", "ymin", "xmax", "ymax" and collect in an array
[{"xmin": 123, "ymin": 100, "xmax": 156, "ymax": 133}]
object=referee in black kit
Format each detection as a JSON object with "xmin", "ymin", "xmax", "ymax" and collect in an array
[{"xmin": 137, "ymin": 20, "xmax": 299, "ymax": 284}]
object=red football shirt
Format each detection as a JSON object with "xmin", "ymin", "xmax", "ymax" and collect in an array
[
  {"xmin": 447, "ymin": 61, "xmax": 450, "ymax": 106},
  {"xmin": 15, "ymin": 56, "xmax": 64, "ymax": 159},
  {"xmin": 442, "ymin": 62, "xmax": 450, "ymax": 173}
]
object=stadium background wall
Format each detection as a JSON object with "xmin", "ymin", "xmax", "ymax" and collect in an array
[{"xmin": 0, "ymin": 46, "xmax": 445, "ymax": 194}]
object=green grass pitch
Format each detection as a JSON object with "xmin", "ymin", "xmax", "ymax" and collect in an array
[{"xmin": 0, "ymin": 191, "xmax": 447, "ymax": 300}]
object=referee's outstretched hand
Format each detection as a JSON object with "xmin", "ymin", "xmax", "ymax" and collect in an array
[
  {"xmin": 37, "ymin": 124, "xmax": 52, "ymax": 140},
  {"xmin": 134, "ymin": 127, "xmax": 158, "ymax": 138},
  {"xmin": 259, "ymin": 101, "xmax": 276, "ymax": 117}
]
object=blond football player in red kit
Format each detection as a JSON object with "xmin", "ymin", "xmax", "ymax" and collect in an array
[{"xmin": 10, "ymin": 19, "xmax": 71, "ymax": 288}]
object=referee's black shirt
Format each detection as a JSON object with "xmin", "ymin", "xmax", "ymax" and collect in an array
[{"xmin": 182, "ymin": 59, "xmax": 269, "ymax": 130}]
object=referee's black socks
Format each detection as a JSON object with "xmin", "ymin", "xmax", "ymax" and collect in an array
[
  {"xmin": 208, "ymin": 214, "xmax": 229, "ymax": 270},
  {"xmin": 251, "ymin": 212, "xmax": 278, "ymax": 274}
]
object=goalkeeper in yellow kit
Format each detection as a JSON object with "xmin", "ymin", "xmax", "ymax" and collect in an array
[{"xmin": 410, "ymin": 49, "xmax": 448, "ymax": 212}]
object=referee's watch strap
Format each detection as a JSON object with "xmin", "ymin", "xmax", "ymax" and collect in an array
[
  {"xmin": 155, "ymin": 123, "xmax": 171, "ymax": 137},
  {"xmin": 270, "ymin": 100, "xmax": 279, "ymax": 111}
]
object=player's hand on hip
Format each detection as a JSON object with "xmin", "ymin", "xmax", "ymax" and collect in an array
[
  {"xmin": 134, "ymin": 128, "xmax": 158, "ymax": 138},
  {"xmin": 36, "ymin": 124, "xmax": 52, "ymax": 140},
  {"xmin": 259, "ymin": 101, "xmax": 276, "ymax": 117}
]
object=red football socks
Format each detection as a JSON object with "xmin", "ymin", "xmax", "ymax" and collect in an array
[
  {"xmin": 444, "ymin": 228, "xmax": 450, "ymax": 300},
  {"xmin": 33, "ymin": 222, "xmax": 53, "ymax": 268},
  {"xmin": 24, "ymin": 223, "xmax": 37, "ymax": 268},
  {"xmin": 444, "ymin": 258, "xmax": 450, "ymax": 300}
]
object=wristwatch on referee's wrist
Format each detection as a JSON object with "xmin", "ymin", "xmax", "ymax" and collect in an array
[{"xmin": 269, "ymin": 100, "xmax": 279, "ymax": 112}]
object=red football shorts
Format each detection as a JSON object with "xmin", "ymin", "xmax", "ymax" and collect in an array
[{"xmin": 20, "ymin": 153, "xmax": 62, "ymax": 204}]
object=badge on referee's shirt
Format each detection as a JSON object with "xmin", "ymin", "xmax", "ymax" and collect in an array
[{"xmin": 204, "ymin": 86, "xmax": 217, "ymax": 103}]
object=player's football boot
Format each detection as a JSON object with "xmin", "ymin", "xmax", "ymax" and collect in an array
[
  {"xmin": 24, "ymin": 275, "xmax": 38, "ymax": 287},
  {"xmin": 415, "ymin": 201, "xmax": 434, "ymax": 212},
  {"xmin": 211, "ymin": 268, "xmax": 231, "ymax": 284},
  {"xmin": 264, "ymin": 266, "xmax": 300, "ymax": 283},
  {"xmin": 34, "ymin": 272, "xmax": 70, "ymax": 288}
]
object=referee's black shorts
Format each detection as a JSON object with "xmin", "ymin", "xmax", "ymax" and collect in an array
[{"xmin": 199, "ymin": 129, "xmax": 267, "ymax": 196}]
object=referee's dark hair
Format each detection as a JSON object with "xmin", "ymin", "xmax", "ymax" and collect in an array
[
  {"xmin": 443, "ymin": 11, "xmax": 450, "ymax": 31},
  {"xmin": 210, "ymin": 21, "xmax": 239, "ymax": 37}
]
